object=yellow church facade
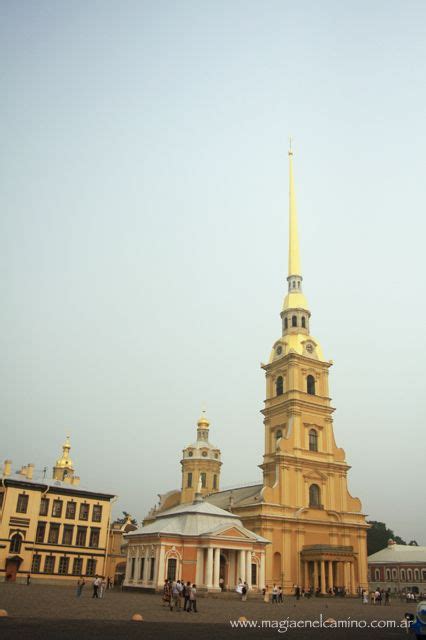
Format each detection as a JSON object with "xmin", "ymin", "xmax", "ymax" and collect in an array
[{"xmin": 142, "ymin": 149, "xmax": 369, "ymax": 595}]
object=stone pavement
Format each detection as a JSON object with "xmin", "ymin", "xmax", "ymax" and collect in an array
[{"xmin": 0, "ymin": 583, "xmax": 418, "ymax": 639}]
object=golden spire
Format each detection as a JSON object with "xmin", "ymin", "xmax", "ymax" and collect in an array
[
  {"xmin": 288, "ymin": 142, "xmax": 301, "ymax": 277},
  {"xmin": 55, "ymin": 435, "xmax": 73, "ymax": 468}
]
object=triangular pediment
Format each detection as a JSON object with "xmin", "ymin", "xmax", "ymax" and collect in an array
[
  {"xmin": 217, "ymin": 526, "xmax": 251, "ymax": 539},
  {"xmin": 206, "ymin": 523, "xmax": 255, "ymax": 540}
]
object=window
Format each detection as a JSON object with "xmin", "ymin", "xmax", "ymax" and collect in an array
[
  {"xmin": 276, "ymin": 376, "xmax": 283, "ymax": 396},
  {"xmin": 92, "ymin": 505, "xmax": 102, "ymax": 522},
  {"xmin": 213, "ymin": 474, "xmax": 217, "ymax": 490},
  {"xmin": 284, "ymin": 317, "xmax": 288, "ymax": 330},
  {"xmin": 307, "ymin": 375, "xmax": 316, "ymax": 395},
  {"xmin": 72, "ymin": 557, "xmax": 83, "ymax": 576},
  {"xmin": 200, "ymin": 472, "xmax": 206, "ymax": 488},
  {"xmin": 16, "ymin": 493, "xmax": 29, "ymax": 513},
  {"xmin": 36, "ymin": 522, "xmax": 46, "ymax": 543},
  {"xmin": 58, "ymin": 557, "xmax": 70, "ymax": 575},
  {"xmin": 392, "ymin": 568, "xmax": 397, "ymax": 580},
  {"xmin": 301, "ymin": 316, "xmax": 306, "ymax": 328},
  {"xmin": 10, "ymin": 533, "xmax": 22, "ymax": 553},
  {"xmin": 309, "ymin": 429, "xmax": 318, "ymax": 452},
  {"xmin": 422, "ymin": 570, "xmax": 426, "ymax": 581},
  {"xmin": 407, "ymin": 569, "xmax": 413, "ymax": 581},
  {"xmin": 374, "ymin": 568, "xmax": 380, "ymax": 581},
  {"xmin": 309, "ymin": 484, "xmax": 321, "ymax": 507},
  {"xmin": 275, "ymin": 429, "xmax": 282, "ymax": 439},
  {"xmin": 79, "ymin": 503, "xmax": 89, "ymax": 521},
  {"xmin": 292, "ymin": 315, "xmax": 297, "ymax": 327},
  {"xmin": 66, "ymin": 501, "xmax": 76, "ymax": 519},
  {"xmin": 52, "ymin": 499, "xmax": 63, "ymax": 518},
  {"xmin": 149, "ymin": 558, "xmax": 155, "ymax": 581},
  {"xmin": 187, "ymin": 472, "xmax": 192, "ymax": 488},
  {"xmin": 385, "ymin": 569, "xmax": 391, "ymax": 580},
  {"xmin": 44, "ymin": 555, "xmax": 56, "ymax": 573},
  {"xmin": 86, "ymin": 559, "xmax": 97, "ymax": 577},
  {"xmin": 140, "ymin": 558, "xmax": 145, "ymax": 580},
  {"xmin": 31, "ymin": 554, "xmax": 41, "ymax": 573},
  {"xmin": 251, "ymin": 563, "xmax": 257, "ymax": 585},
  {"xmin": 131, "ymin": 558, "xmax": 135, "ymax": 578},
  {"xmin": 76, "ymin": 527, "xmax": 87, "ymax": 547},
  {"xmin": 414, "ymin": 569, "xmax": 420, "ymax": 581},
  {"xmin": 167, "ymin": 558, "xmax": 177, "ymax": 581},
  {"xmin": 62, "ymin": 525, "xmax": 74, "ymax": 545},
  {"xmin": 401, "ymin": 569, "xmax": 406, "ymax": 580},
  {"xmin": 89, "ymin": 528, "xmax": 100, "ymax": 548},
  {"xmin": 48, "ymin": 524, "xmax": 60, "ymax": 544},
  {"xmin": 39, "ymin": 498, "xmax": 49, "ymax": 516}
]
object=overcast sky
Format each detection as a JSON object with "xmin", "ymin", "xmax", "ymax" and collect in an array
[{"xmin": 1, "ymin": 1, "xmax": 425, "ymax": 545}]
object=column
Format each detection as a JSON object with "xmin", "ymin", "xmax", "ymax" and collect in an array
[
  {"xmin": 124, "ymin": 552, "xmax": 132, "ymax": 583},
  {"xmin": 328, "ymin": 561, "xmax": 334, "ymax": 592},
  {"xmin": 313, "ymin": 561, "xmax": 319, "ymax": 591},
  {"xmin": 143, "ymin": 547, "xmax": 150, "ymax": 583},
  {"xmin": 135, "ymin": 547, "xmax": 140, "ymax": 581},
  {"xmin": 238, "ymin": 550, "xmax": 246, "ymax": 583},
  {"xmin": 228, "ymin": 550, "xmax": 236, "ymax": 589},
  {"xmin": 344, "ymin": 562, "xmax": 350, "ymax": 591},
  {"xmin": 157, "ymin": 546, "xmax": 165, "ymax": 588},
  {"xmin": 213, "ymin": 547, "xmax": 220, "ymax": 589},
  {"xmin": 350, "ymin": 562, "xmax": 356, "ymax": 595},
  {"xmin": 320, "ymin": 560, "xmax": 326, "ymax": 594},
  {"xmin": 246, "ymin": 550, "xmax": 252, "ymax": 588},
  {"xmin": 259, "ymin": 553, "xmax": 266, "ymax": 590},
  {"xmin": 304, "ymin": 561, "xmax": 309, "ymax": 590},
  {"xmin": 196, "ymin": 548, "xmax": 204, "ymax": 586},
  {"xmin": 205, "ymin": 547, "xmax": 213, "ymax": 589}
]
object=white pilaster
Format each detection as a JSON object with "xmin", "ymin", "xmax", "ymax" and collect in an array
[
  {"xmin": 196, "ymin": 548, "xmax": 204, "ymax": 586},
  {"xmin": 259, "ymin": 552, "xmax": 266, "ymax": 589},
  {"xmin": 213, "ymin": 547, "xmax": 221, "ymax": 589},
  {"xmin": 206, "ymin": 547, "xmax": 213, "ymax": 589},
  {"xmin": 246, "ymin": 550, "xmax": 252, "ymax": 588}
]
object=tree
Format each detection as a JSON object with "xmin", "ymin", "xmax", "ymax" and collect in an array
[
  {"xmin": 115, "ymin": 511, "xmax": 137, "ymax": 526},
  {"xmin": 366, "ymin": 521, "xmax": 406, "ymax": 556}
]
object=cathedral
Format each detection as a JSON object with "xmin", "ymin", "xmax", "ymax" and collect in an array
[{"xmin": 125, "ymin": 149, "xmax": 369, "ymax": 594}]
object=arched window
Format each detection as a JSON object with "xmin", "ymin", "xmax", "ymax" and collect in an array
[
  {"xmin": 292, "ymin": 315, "xmax": 297, "ymax": 327},
  {"xmin": 309, "ymin": 429, "xmax": 318, "ymax": 451},
  {"xmin": 407, "ymin": 569, "xmax": 413, "ymax": 581},
  {"xmin": 309, "ymin": 484, "xmax": 321, "ymax": 507},
  {"xmin": 301, "ymin": 316, "xmax": 306, "ymax": 328},
  {"xmin": 9, "ymin": 533, "xmax": 22, "ymax": 554},
  {"xmin": 307, "ymin": 375, "xmax": 316, "ymax": 395},
  {"xmin": 167, "ymin": 558, "xmax": 177, "ymax": 581},
  {"xmin": 275, "ymin": 429, "xmax": 282, "ymax": 440},
  {"xmin": 284, "ymin": 317, "xmax": 288, "ymax": 330},
  {"xmin": 213, "ymin": 474, "xmax": 217, "ymax": 490},
  {"xmin": 392, "ymin": 568, "xmax": 397, "ymax": 580},
  {"xmin": 401, "ymin": 569, "xmax": 406, "ymax": 581},
  {"xmin": 374, "ymin": 568, "xmax": 380, "ymax": 581},
  {"xmin": 414, "ymin": 569, "xmax": 420, "ymax": 581},
  {"xmin": 187, "ymin": 472, "xmax": 192, "ymax": 488},
  {"xmin": 276, "ymin": 376, "xmax": 283, "ymax": 396},
  {"xmin": 385, "ymin": 569, "xmax": 391, "ymax": 580},
  {"xmin": 200, "ymin": 472, "xmax": 206, "ymax": 488}
]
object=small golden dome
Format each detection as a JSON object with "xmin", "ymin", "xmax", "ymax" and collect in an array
[{"xmin": 197, "ymin": 411, "xmax": 210, "ymax": 428}]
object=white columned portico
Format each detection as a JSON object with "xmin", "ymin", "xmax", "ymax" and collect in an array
[
  {"xmin": 259, "ymin": 552, "xmax": 266, "ymax": 589},
  {"xmin": 246, "ymin": 550, "xmax": 252, "ymax": 588},
  {"xmin": 206, "ymin": 547, "xmax": 214, "ymax": 589},
  {"xmin": 213, "ymin": 547, "xmax": 221, "ymax": 589},
  {"xmin": 196, "ymin": 548, "xmax": 204, "ymax": 586}
]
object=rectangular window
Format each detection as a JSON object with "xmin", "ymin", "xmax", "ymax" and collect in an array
[
  {"xmin": 131, "ymin": 558, "xmax": 135, "ymax": 578},
  {"xmin": 72, "ymin": 557, "xmax": 83, "ymax": 576},
  {"xmin": 251, "ymin": 562, "xmax": 257, "ymax": 585},
  {"xmin": 65, "ymin": 501, "xmax": 76, "ymax": 519},
  {"xmin": 52, "ymin": 499, "xmax": 63, "ymax": 518},
  {"xmin": 36, "ymin": 522, "xmax": 46, "ymax": 543},
  {"xmin": 0, "ymin": 492, "xmax": 4, "ymax": 510},
  {"xmin": 75, "ymin": 527, "xmax": 87, "ymax": 546},
  {"xmin": 39, "ymin": 498, "xmax": 49, "ymax": 516},
  {"xmin": 86, "ymin": 558, "xmax": 97, "ymax": 577},
  {"xmin": 62, "ymin": 525, "xmax": 74, "ymax": 545},
  {"xmin": 44, "ymin": 555, "xmax": 56, "ymax": 573},
  {"xmin": 31, "ymin": 554, "xmax": 41, "ymax": 573},
  {"xmin": 89, "ymin": 528, "xmax": 100, "ymax": 548},
  {"xmin": 58, "ymin": 557, "xmax": 70, "ymax": 575},
  {"xmin": 92, "ymin": 505, "xmax": 102, "ymax": 522},
  {"xmin": 16, "ymin": 493, "xmax": 29, "ymax": 513},
  {"xmin": 79, "ymin": 503, "xmax": 89, "ymax": 521},
  {"xmin": 149, "ymin": 558, "xmax": 155, "ymax": 581},
  {"xmin": 187, "ymin": 472, "xmax": 192, "ymax": 488},
  {"xmin": 140, "ymin": 558, "xmax": 145, "ymax": 580},
  {"xmin": 48, "ymin": 524, "xmax": 60, "ymax": 544}
]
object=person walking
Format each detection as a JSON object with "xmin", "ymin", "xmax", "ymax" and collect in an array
[
  {"xmin": 278, "ymin": 586, "xmax": 283, "ymax": 603},
  {"xmin": 26, "ymin": 574, "xmax": 31, "ymax": 586},
  {"xmin": 263, "ymin": 586, "xmax": 269, "ymax": 603},
  {"xmin": 76, "ymin": 576, "xmax": 86, "ymax": 597},
  {"xmin": 176, "ymin": 580, "xmax": 183, "ymax": 609},
  {"xmin": 188, "ymin": 584, "xmax": 197, "ymax": 612},
  {"xmin": 241, "ymin": 582, "xmax": 248, "ymax": 602},
  {"xmin": 162, "ymin": 580, "xmax": 171, "ymax": 607},
  {"xmin": 272, "ymin": 584, "xmax": 278, "ymax": 603},
  {"xmin": 183, "ymin": 581, "xmax": 191, "ymax": 611},
  {"xmin": 170, "ymin": 581, "xmax": 180, "ymax": 611},
  {"xmin": 92, "ymin": 575, "xmax": 101, "ymax": 598}
]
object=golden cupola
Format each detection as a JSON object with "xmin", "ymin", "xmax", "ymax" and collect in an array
[
  {"xmin": 180, "ymin": 411, "xmax": 222, "ymax": 504},
  {"xmin": 52, "ymin": 435, "xmax": 75, "ymax": 481}
]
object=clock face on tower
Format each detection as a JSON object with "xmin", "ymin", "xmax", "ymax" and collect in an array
[{"xmin": 306, "ymin": 343, "xmax": 314, "ymax": 354}]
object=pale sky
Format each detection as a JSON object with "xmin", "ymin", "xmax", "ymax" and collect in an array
[{"xmin": 1, "ymin": 1, "xmax": 425, "ymax": 544}]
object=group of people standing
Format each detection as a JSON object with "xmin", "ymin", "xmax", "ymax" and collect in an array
[
  {"xmin": 162, "ymin": 579, "xmax": 198, "ymax": 612},
  {"xmin": 364, "ymin": 588, "xmax": 391, "ymax": 605},
  {"xmin": 76, "ymin": 575, "xmax": 113, "ymax": 598}
]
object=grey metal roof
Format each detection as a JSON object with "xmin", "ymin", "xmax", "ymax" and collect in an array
[
  {"xmin": 205, "ymin": 483, "xmax": 263, "ymax": 510},
  {"xmin": 368, "ymin": 545, "xmax": 426, "ymax": 563},
  {"xmin": 3, "ymin": 473, "xmax": 115, "ymax": 498}
]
